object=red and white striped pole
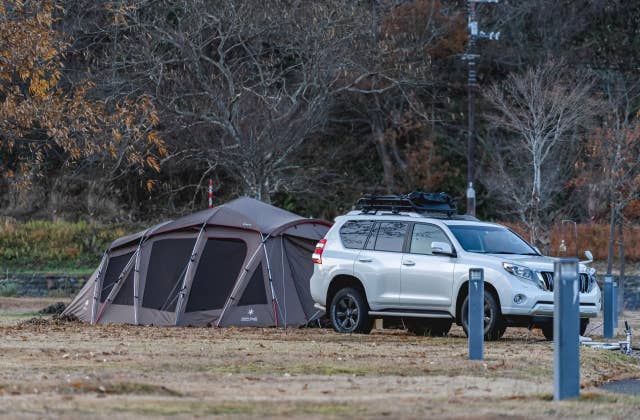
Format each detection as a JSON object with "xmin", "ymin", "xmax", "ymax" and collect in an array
[{"xmin": 208, "ymin": 179, "xmax": 213, "ymax": 208}]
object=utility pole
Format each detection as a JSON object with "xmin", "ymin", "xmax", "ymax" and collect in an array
[{"xmin": 464, "ymin": 0, "xmax": 500, "ymax": 216}]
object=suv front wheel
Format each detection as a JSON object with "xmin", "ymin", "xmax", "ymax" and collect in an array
[
  {"xmin": 460, "ymin": 292, "xmax": 504, "ymax": 341},
  {"xmin": 330, "ymin": 287, "xmax": 374, "ymax": 334}
]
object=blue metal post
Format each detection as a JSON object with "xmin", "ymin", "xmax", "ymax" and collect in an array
[
  {"xmin": 468, "ymin": 268, "xmax": 484, "ymax": 360},
  {"xmin": 554, "ymin": 259, "xmax": 580, "ymax": 401},
  {"xmin": 603, "ymin": 275, "xmax": 614, "ymax": 339},
  {"xmin": 613, "ymin": 280, "xmax": 618, "ymax": 329}
]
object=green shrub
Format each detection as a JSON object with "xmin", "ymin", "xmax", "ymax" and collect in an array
[
  {"xmin": 0, "ymin": 219, "xmax": 141, "ymax": 272},
  {"xmin": 0, "ymin": 281, "xmax": 19, "ymax": 297}
]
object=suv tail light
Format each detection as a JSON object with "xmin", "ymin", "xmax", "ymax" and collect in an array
[{"xmin": 312, "ymin": 239, "xmax": 327, "ymax": 264}]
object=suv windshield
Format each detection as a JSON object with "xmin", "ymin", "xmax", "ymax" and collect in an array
[{"xmin": 448, "ymin": 225, "xmax": 538, "ymax": 255}]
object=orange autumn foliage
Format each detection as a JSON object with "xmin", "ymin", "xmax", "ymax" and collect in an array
[
  {"xmin": 0, "ymin": 0, "xmax": 165, "ymax": 195},
  {"xmin": 503, "ymin": 222, "xmax": 640, "ymax": 261}
]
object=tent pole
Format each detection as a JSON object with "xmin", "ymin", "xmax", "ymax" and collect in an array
[
  {"xmin": 95, "ymin": 250, "xmax": 137, "ymax": 323},
  {"xmin": 280, "ymin": 236, "xmax": 287, "ymax": 328},
  {"xmin": 261, "ymin": 235, "xmax": 279, "ymax": 328},
  {"xmin": 90, "ymin": 252, "xmax": 109, "ymax": 325},
  {"xmin": 96, "ymin": 230, "xmax": 148, "ymax": 324},
  {"xmin": 174, "ymin": 224, "xmax": 207, "ymax": 326},
  {"xmin": 133, "ymin": 247, "xmax": 143, "ymax": 325},
  {"xmin": 132, "ymin": 228, "xmax": 151, "ymax": 325}
]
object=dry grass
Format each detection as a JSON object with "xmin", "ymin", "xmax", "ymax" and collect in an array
[{"xmin": 0, "ymin": 299, "xmax": 638, "ymax": 419}]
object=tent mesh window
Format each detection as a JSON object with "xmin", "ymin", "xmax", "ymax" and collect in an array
[
  {"xmin": 100, "ymin": 251, "xmax": 135, "ymax": 302},
  {"xmin": 186, "ymin": 238, "xmax": 247, "ymax": 312},
  {"xmin": 112, "ymin": 268, "xmax": 135, "ymax": 305},
  {"xmin": 237, "ymin": 262, "xmax": 268, "ymax": 306},
  {"xmin": 142, "ymin": 238, "xmax": 196, "ymax": 311}
]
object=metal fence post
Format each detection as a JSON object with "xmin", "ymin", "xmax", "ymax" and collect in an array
[
  {"xmin": 613, "ymin": 281, "xmax": 618, "ymax": 329},
  {"xmin": 603, "ymin": 275, "xmax": 614, "ymax": 339},
  {"xmin": 469, "ymin": 268, "xmax": 484, "ymax": 360},
  {"xmin": 554, "ymin": 258, "xmax": 580, "ymax": 401}
]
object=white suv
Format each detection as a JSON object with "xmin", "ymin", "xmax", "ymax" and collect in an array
[{"xmin": 310, "ymin": 194, "xmax": 601, "ymax": 340}]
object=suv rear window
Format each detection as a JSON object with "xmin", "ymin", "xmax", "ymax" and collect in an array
[{"xmin": 339, "ymin": 220, "xmax": 374, "ymax": 249}]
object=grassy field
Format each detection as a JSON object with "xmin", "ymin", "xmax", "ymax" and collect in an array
[{"xmin": 0, "ymin": 298, "xmax": 638, "ymax": 418}]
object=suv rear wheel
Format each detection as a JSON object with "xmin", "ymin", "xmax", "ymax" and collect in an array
[
  {"xmin": 330, "ymin": 287, "xmax": 374, "ymax": 334},
  {"xmin": 406, "ymin": 318, "xmax": 452, "ymax": 337},
  {"xmin": 460, "ymin": 292, "xmax": 504, "ymax": 341}
]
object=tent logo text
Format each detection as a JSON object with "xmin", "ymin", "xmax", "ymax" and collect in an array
[{"xmin": 241, "ymin": 308, "xmax": 258, "ymax": 322}]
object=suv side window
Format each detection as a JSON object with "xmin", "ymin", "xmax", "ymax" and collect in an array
[
  {"xmin": 339, "ymin": 220, "xmax": 374, "ymax": 249},
  {"xmin": 373, "ymin": 222, "xmax": 409, "ymax": 252},
  {"xmin": 409, "ymin": 223, "xmax": 452, "ymax": 255}
]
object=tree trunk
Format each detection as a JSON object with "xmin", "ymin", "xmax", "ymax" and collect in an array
[
  {"xmin": 617, "ymin": 211, "xmax": 625, "ymax": 316},
  {"xmin": 606, "ymin": 202, "xmax": 616, "ymax": 276},
  {"xmin": 529, "ymin": 154, "xmax": 542, "ymax": 247},
  {"xmin": 262, "ymin": 178, "xmax": 271, "ymax": 204},
  {"xmin": 372, "ymin": 129, "xmax": 395, "ymax": 194}
]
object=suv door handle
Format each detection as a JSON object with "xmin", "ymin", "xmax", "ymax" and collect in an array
[
  {"xmin": 402, "ymin": 260, "xmax": 416, "ymax": 266},
  {"xmin": 358, "ymin": 257, "xmax": 372, "ymax": 263}
]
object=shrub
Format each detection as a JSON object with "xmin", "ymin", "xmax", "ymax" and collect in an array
[
  {"xmin": 0, "ymin": 219, "xmax": 140, "ymax": 272},
  {"xmin": 0, "ymin": 281, "xmax": 19, "ymax": 297}
]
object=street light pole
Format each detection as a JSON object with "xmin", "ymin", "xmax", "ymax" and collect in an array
[
  {"xmin": 465, "ymin": 0, "xmax": 499, "ymax": 216},
  {"xmin": 466, "ymin": 1, "xmax": 477, "ymax": 216}
]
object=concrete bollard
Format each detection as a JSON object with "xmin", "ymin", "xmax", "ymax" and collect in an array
[
  {"xmin": 468, "ymin": 268, "xmax": 484, "ymax": 360},
  {"xmin": 553, "ymin": 258, "xmax": 580, "ymax": 401}
]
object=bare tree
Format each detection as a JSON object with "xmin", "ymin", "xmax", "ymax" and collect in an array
[
  {"xmin": 482, "ymin": 60, "xmax": 595, "ymax": 249},
  {"xmin": 333, "ymin": 0, "xmax": 465, "ymax": 194},
  {"xmin": 582, "ymin": 72, "xmax": 640, "ymax": 314},
  {"xmin": 68, "ymin": 0, "xmax": 359, "ymax": 203}
]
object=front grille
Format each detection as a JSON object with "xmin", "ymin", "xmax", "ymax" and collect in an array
[{"xmin": 539, "ymin": 272, "xmax": 590, "ymax": 293}]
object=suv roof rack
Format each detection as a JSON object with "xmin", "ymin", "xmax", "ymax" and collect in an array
[{"xmin": 355, "ymin": 192, "xmax": 457, "ymax": 217}]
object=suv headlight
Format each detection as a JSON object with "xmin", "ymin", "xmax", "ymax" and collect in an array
[{"xmin": 503, "ymin": 262, "xmax": 544, "ymax": 289}]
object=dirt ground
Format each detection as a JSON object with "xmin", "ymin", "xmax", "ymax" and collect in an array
[{"xmin": 0, "ymin": 298, "xmax": 639, "ymax": 419}]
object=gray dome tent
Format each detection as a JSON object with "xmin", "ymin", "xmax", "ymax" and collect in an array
[{"xmin": 63, "ymin": 198, "xmax": 330, "ymax": 327}]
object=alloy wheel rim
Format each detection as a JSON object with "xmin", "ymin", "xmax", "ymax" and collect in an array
[
  {"xmin": 464, "ymin": 298, "xmax": 493, "ymax": 333},
  {"xmin": 335, "ymin": 295, "xmax": 359, "ymax": 332}
]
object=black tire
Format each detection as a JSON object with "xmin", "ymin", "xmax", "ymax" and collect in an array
[
  {"xmin": 541, "ymin": 318, "xmax": 589, "ymax": 341},
  {"xmin": 406, "ymin": 318, "xmax": 452, "ymax": 337},
  {"xmin": 460, "ymin": 292, "xmax": 504, "ymax": 341},
  {"xmin": 498, "ymin": 325, "xmax": 507, "ymax": 339},
  {"xmin": 329, "ymin": 287, "xmax": 373, "ymax": 334},
  {"xmin": 580, "ymin": 318, "xmax": 589, "ymax": 336}
]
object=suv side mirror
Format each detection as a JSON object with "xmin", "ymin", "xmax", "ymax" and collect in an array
[{"xmin": 431, "ymin": 242, "xmax": 455, "ymax": 257}]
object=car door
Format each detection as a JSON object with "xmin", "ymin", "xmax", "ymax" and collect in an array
[
  {"xmin": 354, "ymin": 221, "xmax": 409, "ymax": 308},
  {"xmin": 399, "ymin": 223, "xmax": 455, "ymax": 308}
]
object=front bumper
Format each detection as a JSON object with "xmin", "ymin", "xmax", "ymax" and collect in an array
[
  {"xmin": 528, "ymin": 301, "xmax": 600, "ymax": 318},
  {"xmin": 501, "ymin": 285, "xmax": 601, "ymax": 318}
]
